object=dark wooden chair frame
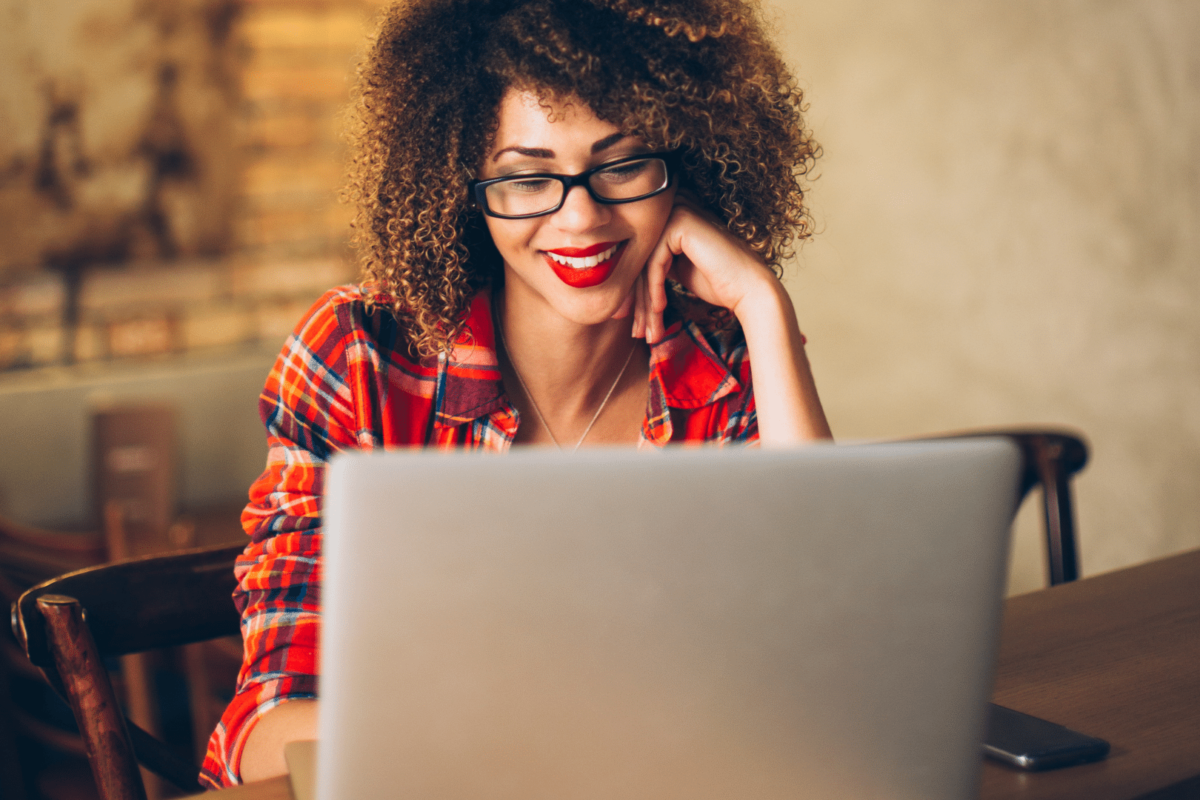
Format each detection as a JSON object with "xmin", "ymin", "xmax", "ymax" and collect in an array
[
  {"xmin": 1, "ymin": 515, "xmax": 109, "ymax": 799},
  {"xmin": 921, "ymin": 428, "xmax": 1088, "ymax": 586},
  {"xmin": 10, "ymin": 542, "xmax": 243, "ymax": 800}
]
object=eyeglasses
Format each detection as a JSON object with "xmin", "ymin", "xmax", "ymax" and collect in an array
[{"xmin": 470, "ymin": 150, "xmax": 680, "ymax": 219}]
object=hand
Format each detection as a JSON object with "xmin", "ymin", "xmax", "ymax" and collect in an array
[
  {"xmin": 623, "ymin": 193, "xmax": 778, "ymax": 343},
  {"xmin": 616, "ymin": 191, "xmax": 833, "ymax": 444}
]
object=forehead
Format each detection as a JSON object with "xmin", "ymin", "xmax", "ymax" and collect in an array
[{"xmin": 489, "ymin": 89, "xmax": 622, "ymax": 153}]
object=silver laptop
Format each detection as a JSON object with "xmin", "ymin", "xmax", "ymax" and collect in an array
[{"xmin": 313, "ymin": 440, "xmax": 1020, "ymax": 800}]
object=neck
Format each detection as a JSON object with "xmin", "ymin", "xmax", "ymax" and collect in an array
[
  {"xmin": 493, "ymin": 284, "xmax": 649, "ymax": 448},
  {"xmin": 496, "ymin": 288, "xmax": 636, "ymax": 413}
]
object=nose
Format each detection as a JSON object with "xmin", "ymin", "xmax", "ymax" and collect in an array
[{"xmin": 551, "ymin": 184, "xmax": 610, "ymax": 232}]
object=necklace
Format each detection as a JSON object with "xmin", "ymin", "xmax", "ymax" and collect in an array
[{"xmin": 494, "ymin": 307, "xmax": 636, "ymax": 452}]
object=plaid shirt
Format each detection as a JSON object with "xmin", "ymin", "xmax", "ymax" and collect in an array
[{"xmin": 200, "ymin": 285, "xmax": 758, "ymax": 787}]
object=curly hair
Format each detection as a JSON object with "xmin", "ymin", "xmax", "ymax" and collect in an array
[{"xmin": 345, "ymin": 0, "xmax": 819, "ymax": 357}]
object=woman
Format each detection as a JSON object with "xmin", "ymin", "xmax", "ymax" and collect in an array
[{"xmin": 201, "ymin": 0, "xmax": 831, "ymax": 787}]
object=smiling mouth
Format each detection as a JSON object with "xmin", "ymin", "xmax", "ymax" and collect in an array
[
  {"xmin": 545, "ymin": 243, "xmax": 620, "ymax": 270},
  {"xmin": 542, "ymin": 241, "xmax": 625, "ymax": 288}
]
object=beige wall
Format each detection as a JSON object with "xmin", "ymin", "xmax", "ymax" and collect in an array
[{"xmin": 773, "ymin": 2, "xmax": 1200, "ymax": 592}]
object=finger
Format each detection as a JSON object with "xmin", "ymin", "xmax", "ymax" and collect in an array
[
  {"xmin": 672, "ymin": 253, "xmax": 696, "ymax": 291},
  {"xmin": 645, "ymin": 233, "xmax": 675, "ymax": 316},
  {"xmin": 639, "ymin": 269, "xmax": 657, "ymax": 342},
  {"xmin": 643, "ymin": 247, "xmax": 674, "ymax": 344},
  {"xmin": 631, "ymin": 273, "xmax": 645, "ymax": 338}
]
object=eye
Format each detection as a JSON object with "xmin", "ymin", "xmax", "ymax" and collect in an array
[
  {"xmin": 501, "ymin": 177, "xmax": 556, "ymax": 194},
  {"xmin": 594, "ymin": 160, "xmax": 651, "ymax": 184}
]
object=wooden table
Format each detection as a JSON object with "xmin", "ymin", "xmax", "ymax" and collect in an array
[
  {"xmin": 980, "ymin": 547, "xmax": 1200, "ymax": 799},
  {"xmin": 201, "ymin": 549, "xmax": 1200, "ymax": 800}
]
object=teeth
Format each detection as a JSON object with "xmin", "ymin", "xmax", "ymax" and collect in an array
[{"xmin": 547, "ymin": 244, "xmax": 618, "ymax": 269}]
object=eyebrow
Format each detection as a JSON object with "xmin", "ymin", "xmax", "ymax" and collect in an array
[{"xmin": 490, "ymin": 132, "xmax": 630, "ymax": 162}]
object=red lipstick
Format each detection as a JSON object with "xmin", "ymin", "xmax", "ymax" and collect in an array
[
  {"xmin": 546, "ymin": 241, "xmax": 619, "ymax": 258},
  {"xmin": 542, "ymin": 241, "xmax": 625, "ymax": 288}
]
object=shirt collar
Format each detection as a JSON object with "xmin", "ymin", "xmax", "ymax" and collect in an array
[
  {"xmin": 433, "ymin": 291, "xmax": 511, "ymax": 428},
  {"xmin": 432, "ymin": 292, "xmax": 741, "ymax": 441}
]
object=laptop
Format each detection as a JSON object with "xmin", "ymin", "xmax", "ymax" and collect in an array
[{"xmin": 306, "ymin": 439, "xmax": 1019, "ymax": 800}]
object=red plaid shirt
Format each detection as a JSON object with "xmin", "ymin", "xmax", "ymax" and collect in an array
[{"xmin": 200, "ymin": 285, "xmax": 759, "ymax": 787}]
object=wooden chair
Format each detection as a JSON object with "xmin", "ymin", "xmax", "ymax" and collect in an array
[
  {"xmin": 11, "ymin": 542, "xmax": 244, "ymax": 800},
  {"xmin": 922, "ymin": 428, "xmax": 1088, "ymax": 586},
  {"xmin": 0, "ymin": 514, "xmax": 108, "ymax": 798},
  {"xmin": 3, "ymin": 404, "xmax": 245, "ymax": 797},
  {"xmin": 2, "ymin": 503, "xmax": 244, "ymax": 799}
]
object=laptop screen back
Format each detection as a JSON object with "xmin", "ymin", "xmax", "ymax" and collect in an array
[{"xmin": 319, "ymin": 440, "xmax": 1019, "ymax": 800}]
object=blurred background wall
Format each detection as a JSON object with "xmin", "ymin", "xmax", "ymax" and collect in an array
[
  {"xmin": 0, "ymin": 0, "xmax": 385, "ymax": 533},
  {"xmin": 774, "ymin": 1, "xmax": 1200, "ymax": 592},
  {"xmin": 0, "ymin": 0, "xmax": 378, "ymax": 370},
  {"xmin": 0, "ymin": 0, "xmax": 1197, "ymax": 594}
]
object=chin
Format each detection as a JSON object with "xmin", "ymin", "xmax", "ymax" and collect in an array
[
  {"xmin": 506, "ymin": 256, "xmax": 641, "ymax": 327},
  {"xmin": 548, "ymin": 289, "xmax": 634, "ymax": 327}
]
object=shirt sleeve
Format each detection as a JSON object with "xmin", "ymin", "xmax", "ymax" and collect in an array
[
  {"xmin": 713, "ymin": 320, "xmax": 806, "ymax": 445},
  {"xmin": 697, "ymin": 319, "xmax": 758, "ymax": 445},
  {"xmin": 719, "ymin": 329, "xmax": 758, "ymax": 444},
  {"xmin": 723, "ymin": 341, "xmax": 758, "ymax": 444},
  {"xmin": 200, "ymin": 291, "xmax": 361, "ymax": 788}
]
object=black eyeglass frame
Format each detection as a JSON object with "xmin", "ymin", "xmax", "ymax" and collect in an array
[{"xmin": 470, "ymin": 149, "xmax": 682, "ymax": 220}]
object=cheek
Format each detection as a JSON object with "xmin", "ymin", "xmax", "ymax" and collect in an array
[
  {"xmin": 483, "ymin": 216, "xmax": 508, "ymax": 250},
  {"xmin": 629, "ymin": 194, "xmax": 676, "ymax": 251},
  {"xmin": 484, "ymin": 217, "xmax": 535, "ymax": 262}
]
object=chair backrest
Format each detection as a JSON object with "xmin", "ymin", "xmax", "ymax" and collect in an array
[
  {"xmin": 10, "ymin": 542, "xmax": 243, "ymax": 800},
  {"xmin": 0, "ymin": 515, "xmax": 107, "ymax": 598},
  {"xmin": 923, "ymin": 429, "xmax": 1088, "ymax": 586}
]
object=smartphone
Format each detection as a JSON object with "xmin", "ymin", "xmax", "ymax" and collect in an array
[{"xmin": 983, "ymin": 703, "xmax": 1110, "ymax": 770}]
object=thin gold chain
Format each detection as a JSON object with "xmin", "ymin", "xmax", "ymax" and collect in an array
[{"xmin": 494, "ymin": 306, "xmax": 636, "ymax": 452}]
